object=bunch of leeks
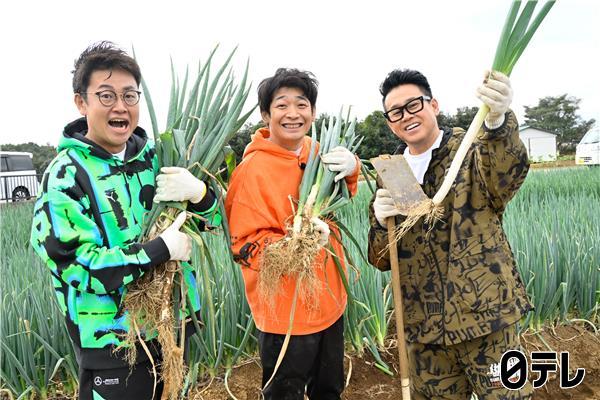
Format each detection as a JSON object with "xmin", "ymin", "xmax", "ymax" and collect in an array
[{"xmin": 123, "ymin": 46, "xmax": 253, "ymax": 400}]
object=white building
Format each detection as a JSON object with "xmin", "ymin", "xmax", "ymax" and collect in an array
[{"xmin": 519, "ymin": 126, "xmax": 557, "ymax": 162}]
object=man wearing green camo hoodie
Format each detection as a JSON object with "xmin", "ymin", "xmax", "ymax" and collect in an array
[
  {"xmin": 369, "ymin": 69, "xmax": 533, "ymax": 399},
  {"xmin": 30, "ymin": 41, "xmax": 220, "ymax": 400}
]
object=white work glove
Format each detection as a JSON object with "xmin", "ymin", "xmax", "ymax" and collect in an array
[
  {"xmin": 153, "ymin": 167, "xmax": 207, "ymax": 204},
  {"xmin": 322, "ymin": 146, "xmax": 358, "ymax": 183},
  {"xmin": 373, "ymin": 189, "xmax": 401, "ymax": 227},
  {"xmin": 159, "ymin": 212, "xmax": 192, "ymax": 261},
  {"xmin": 310, "ymin": 217, "xmax": 330, "ymax": 247},
  {"xmin": 476, "ymin": 70, "xmax": 513, "ymax": 130}
]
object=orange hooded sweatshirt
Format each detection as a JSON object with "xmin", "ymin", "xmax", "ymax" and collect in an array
[{"xmin": 225, "ymin": 128, "xmax": 359, "ymax": 335}]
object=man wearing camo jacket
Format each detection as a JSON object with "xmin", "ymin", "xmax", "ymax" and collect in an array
[{"xmin": 368, "ymin": 68, "xmax": 533, "ymax": 399}]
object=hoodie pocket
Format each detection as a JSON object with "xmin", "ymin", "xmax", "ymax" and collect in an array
[{"xmin": 76, "ymin": 292, "xmax": 122, "ymax": 348}]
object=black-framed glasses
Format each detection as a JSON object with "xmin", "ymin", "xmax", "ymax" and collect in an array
[
  {"xmin": 383, "ymin": 95, "xmax": 431, "ymax": 123},
  {"xmin": 81, "ymin": 89, "xmax": 142, "ymax": 107}
]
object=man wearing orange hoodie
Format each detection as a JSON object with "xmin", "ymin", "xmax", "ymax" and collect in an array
[{"xmin": 225, "ymin": 68, "xmax": 360, "ymax": 400}]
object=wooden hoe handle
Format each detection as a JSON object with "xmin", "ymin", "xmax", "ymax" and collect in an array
[{"xmin": 387, "ymin": 217, "xmax": 411, "ymax": 400}]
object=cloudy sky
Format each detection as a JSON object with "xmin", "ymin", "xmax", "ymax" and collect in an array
[{"xmin": 2, "ymin": 0, "xmax": 598, "ymax": 146}]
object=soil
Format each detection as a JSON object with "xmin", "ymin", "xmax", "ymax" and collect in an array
[
  {"xmin": 191, "ymin": 323, "xmax": 600, "ymax": 400},
  {"xmin": 6, "ymin": 323, "xmax": 596, "ymax": 400},
  {"xmin": 520, "ymin": 324, "xmax": 600, "ymax": 400},
  {"xmin": 530, "ymin": 159, "xmax": 576, "ymax": 169}
]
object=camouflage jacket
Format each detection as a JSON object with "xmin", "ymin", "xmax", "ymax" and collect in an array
[
  {"xmin": 368, "ymin": 111, "xmax": 532, "ymax": 345},
  {"xmin": 30, "ymin": 118, "xmax": 220, "ymax": 368}
]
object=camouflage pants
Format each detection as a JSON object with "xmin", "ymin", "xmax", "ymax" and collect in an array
[{"xmin": 408, "ymin": 324, "xmax": 532, "ymax": 399}]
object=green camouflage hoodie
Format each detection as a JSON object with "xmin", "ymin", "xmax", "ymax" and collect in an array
[
  {"xmin": 368, "ymin": 111, "xmax": 532, "ymax": 346},
  {"xmin": 30, "ymin": 118, "xmax": 220, "ymax": 369}
]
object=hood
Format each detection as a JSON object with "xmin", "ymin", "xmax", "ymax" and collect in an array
[
  {"xmin": 243, "ymin": 127, "xmax": 314, "ymax": 164},
  {"xmin": 58, "ymin": 117, "xmax": 149, "ymax": 162}
]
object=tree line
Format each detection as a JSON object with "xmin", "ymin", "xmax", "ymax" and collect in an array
[
  {"xmin": 1, "ymin": 94, "xmax": 595, "ymax": 174},
  {"xmin": 230, "ymin": 94, "xmax": 595, "ymax": 163}
]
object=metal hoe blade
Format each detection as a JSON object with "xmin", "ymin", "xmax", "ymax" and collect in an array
[{"xmin": 371, "ymin": 154, "xmax": 429, "ymax": 215}]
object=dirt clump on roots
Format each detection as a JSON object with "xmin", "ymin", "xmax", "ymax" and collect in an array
[{"xmin": 258, "ymin": 218, "xmax": 322, "ymax": 308}]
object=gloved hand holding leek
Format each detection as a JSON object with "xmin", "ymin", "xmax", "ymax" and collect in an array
[{"xmin": 394, "ymin": 0, "xmax": 556, "ymax": 241}]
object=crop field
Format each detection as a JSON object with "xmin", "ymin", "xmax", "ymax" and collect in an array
[{"xmin": 1, "ymin": 166, "xmax": 599, "ymax": 399}]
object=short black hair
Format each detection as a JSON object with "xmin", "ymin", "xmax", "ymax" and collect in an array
[
  {"xmin": 72, "ymin": 41, "xmax": 141, "ymax": 96},
  {"xmin": 379, "ymin": 69, "xmax": 432, "ymax": 107},
  {"xmin": 257, "ymin": 68, "xmax": 318, "ymax": 115}
]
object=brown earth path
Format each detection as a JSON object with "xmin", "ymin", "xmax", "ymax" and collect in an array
[{"xmin": 192, "ymin": 323, "xmax": 600, "ymax": 400}]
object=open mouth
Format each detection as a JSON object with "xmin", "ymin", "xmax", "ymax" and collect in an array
[
  {"xmin": 282, "ymin": 123, "xmax": 303, "ymax": 129},
  {"xmin": 109, "ymin": 119, "xmax": 129, "ymax": 129},
  {"xmin": 405, "ymin": 122, "xmax": 420, "ymax": 132}
]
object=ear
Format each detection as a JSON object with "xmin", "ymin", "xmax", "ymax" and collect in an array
[
  {"xmin": 311, "ymin": 108, "xmax": 316, "ymax": 122},
  {"xmin": 74, "ymin": 93, "xmax": 87, "ymax": 116},
  {"xmin": 430, "ymin": 97, "xmax": 440, "ymax": 116},
  {"xmin": 261, "ymin": 111, "xmax": 271, "ymax": 126}
]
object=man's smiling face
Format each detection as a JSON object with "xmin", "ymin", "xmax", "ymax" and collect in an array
[
  {"xmin": 262, "ymin": 86, "xmax": 315, "ymax": 151},
  {"xmin": 384, "ymin": 83, "xmax": 440, "ymax": 155}
]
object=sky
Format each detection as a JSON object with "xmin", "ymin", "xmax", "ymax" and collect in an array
[{"xmin": 1, "ymin": 0, "xmax": 598, "ymax": 146}]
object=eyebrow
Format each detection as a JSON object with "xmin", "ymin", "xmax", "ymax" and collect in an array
[
  {"xmin": 388, "ymin": 96, "xmax": 420, "ymax": 110},
  {"xmin": 96, "ymin": 84, "xmax": 138, "ymax": 91},
  {"xmin": 274, "ymin": 94, "xmax": 309, "ymax": 102}
]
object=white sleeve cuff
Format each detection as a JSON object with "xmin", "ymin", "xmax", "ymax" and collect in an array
[{"xmin": 484, "ymin": 114, "xmax": 506, "ymax": 130}]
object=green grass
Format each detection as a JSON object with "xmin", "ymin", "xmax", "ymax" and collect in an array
[{"xmin": 1, "ymin": 166, "xmax": 599, "ymax": 398}]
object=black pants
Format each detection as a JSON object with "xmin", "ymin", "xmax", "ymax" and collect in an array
[
  {"xmin": 78, "ymin": 358, "xmax": 164, "ymax": 400},
  {"xmin": 258, "ymin": 316, "xmax": 345, "ymax": 400},
  {"xmin": 77, "ymin": 322, "xmax": 198, "ymax": 399}
]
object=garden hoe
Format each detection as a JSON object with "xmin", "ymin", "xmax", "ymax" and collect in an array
[
  {"xmin": 371, "ymin": 155, "xmax": 428, "ymax": 215},
  {"xmin": 371, "ymin": 154, "xmax": 426, "ymax": 400}
]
